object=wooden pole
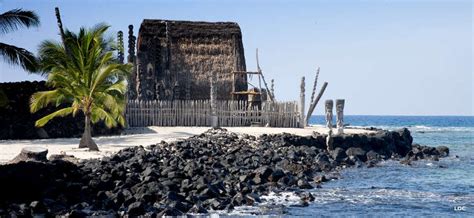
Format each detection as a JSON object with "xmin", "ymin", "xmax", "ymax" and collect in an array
[
  {"xmin": 299, "ymin": 77, "xmax": 305, "ymax": 128},
  {"xmin": 256, "ymin": 49, "xmax": 262, "ymax": 91},
  {"xmin": 232, "ymin": 70, "xmax": 236, "ymax": 100},
  {"xmin": 54, "ymin": 7, "xmax": 66, "ymax": 45},
  {"xmin": 127, "ymin": 25, "xmax": 136, "ymax": 64},
  {"xmin": 325, "ymin": 99, "xmax": 334, "ymax": 130},
  {"xmin": 127, "ymin": 25, "xmax": 137, "ymax": 99},
  {"xmin": 309, "ymin": 67, "xmax": 320, "ymax": 104},
  {"xmin": 210, "ymin": 71, "xmax": 218, "ymax": 128},
  {"xmin": 117, "ymin": 31, "xmax": 124, "ymax": 64},
  {"xmin": 305, "ymin": 82, "xmax": 328, "ymax": 126},
  {"xmin": 336, "ymin": 99, "xmax": 345, "ymax": 134},
  {"xmin": 270, "ymin": 79, "xmax": 275, "ymax": 98},
  {"xmin": 256, "ymin": 49, "xmax": 275, "ymax": 102},
  {"xmin": 268, "ymin": 79, "xmax": 276, "ymax": 102},
  {"xmin": 54, "ymin": 7, "xmax": 72, "ymax": 57}
]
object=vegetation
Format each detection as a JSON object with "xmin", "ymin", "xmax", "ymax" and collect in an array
[
  {"xmin": 0, "ymin": 8, "xmax": 40, "ymax": 72},
  {"xmin": 0, "ymin": 9, "xmax": 40, "ymax": 108},
  {"xmin": 30, "ymin": 24, "xmax": 131, "ymax": 151}
]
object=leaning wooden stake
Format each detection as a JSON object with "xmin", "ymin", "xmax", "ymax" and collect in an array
[
  {"xmin": 306, "ymin": 82, "xmax": 328, "ymax": 126},
  {"xmin": 256, "ymin": 49, "xmax": 275, "ymax": 101},
  {"xmin": 309, "ymin": 67, "xmax": 320, "ymax": 104}
]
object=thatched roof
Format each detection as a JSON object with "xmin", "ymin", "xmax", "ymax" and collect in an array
[
  {"xmin": 131, "ymin": 19, "xmax": 247, "ymax": 100},
  {"xmin": 138, "ymin": 19, "xmax": 243, "ymax": 39}
]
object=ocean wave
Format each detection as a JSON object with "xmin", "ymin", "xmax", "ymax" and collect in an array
[
  {"xmin": 308, "ymin": 187, "xmax": 474, "ymax": 205},
  {"xmin": 347, "ymin": 125, "xmax": 474, "ymax": 133},
  {"xmin": 308, "ymin": 123, "xmax": 474, "ymax": 132}
]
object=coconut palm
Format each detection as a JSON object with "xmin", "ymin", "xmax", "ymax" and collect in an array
[
  {"xmin": 0, "ymin": 8, "xmax": 40, "ymax": 72},
  {"xmin": 30, "ymin": 24, "xmax": 131, "ymax": 151}
]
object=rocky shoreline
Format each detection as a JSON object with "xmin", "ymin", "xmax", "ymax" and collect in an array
[{"xmin": 0, "ymin": 128, "xmax": 449, "ymax": 216}]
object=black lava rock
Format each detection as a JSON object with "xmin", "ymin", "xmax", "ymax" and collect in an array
[{"xmin": 0, "ymin": 127, "xmax": 440, "ymax": 216}]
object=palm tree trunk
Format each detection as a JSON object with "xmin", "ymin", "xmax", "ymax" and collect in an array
[{"xmin": 79, "ymin": 114, "xmax": 99, "ymax": 151}]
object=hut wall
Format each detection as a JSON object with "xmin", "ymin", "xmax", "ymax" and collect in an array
[{"xmin": 134, "ymin": 20, "xmax": 247, "ymax": 100}]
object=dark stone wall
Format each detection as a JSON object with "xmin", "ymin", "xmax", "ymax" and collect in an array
[
  {"xmin": 0, "ymin": 81, "xmax": 121, "ymax": 140},
  {"xmin": 260, "ymin": 128, "xmax": 414, "ymax": 159}
]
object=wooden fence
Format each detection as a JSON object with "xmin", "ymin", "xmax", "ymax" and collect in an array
[{"xmin": 125, "ymin": 100, "xmax": 301, "ymax": 127}]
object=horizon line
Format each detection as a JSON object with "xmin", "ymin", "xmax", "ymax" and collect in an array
[{"xmin": 309, "ymin": 114, "xmax": 474, "ymax": 117}]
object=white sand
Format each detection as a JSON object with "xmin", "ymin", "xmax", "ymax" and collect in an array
[{"xmin": 0, "ymin": 126, "xmax": 373, "ymax": 163}]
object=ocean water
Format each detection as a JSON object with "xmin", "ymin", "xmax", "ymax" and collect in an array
[{"xmin": 234, "ymin": 116, "xmax": 474, "ymax": 217}]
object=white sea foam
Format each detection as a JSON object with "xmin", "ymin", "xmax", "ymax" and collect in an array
[
  {"xmin": 259, "ymin": 191, "xmax": 302, "ymax": 206},
  {"xmin": 209, "ymin": 191, "xmax": 302, "ymax": 216}
]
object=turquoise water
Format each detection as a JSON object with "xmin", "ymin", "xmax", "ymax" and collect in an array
[{"xmin": 287, "ymin": 116, "xmax": 474, "ymax": 216}]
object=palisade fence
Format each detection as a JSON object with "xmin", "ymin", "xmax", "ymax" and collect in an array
[{"xmin": 126, "ymin": 100, "xmax": 301, "ymax": 128}]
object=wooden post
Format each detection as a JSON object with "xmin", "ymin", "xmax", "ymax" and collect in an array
[
  {"xmin": 270, "ymin": 79, "xmax": 275, "ymax": 101},
  {"xmin": 336, "ymin": 99, "xmax": 345, "ymax": 135},
  {"xmin": 127, "ymin": 25, "xmax": 137, "ymax": 99},
  {"xmin": 232, "ymin": 70, "xmax": 236, "ymax": 101},
  {"xmin": 185, "ymin": 71, "xmax": 191, "ymax": 100},
  {"xmin": 210, "ymin": 71, "xmax": 218, "ymax": 128},
  {"xmin": 325, "ymin": 99, "xmax": 334, "ymax": 130},
  {"xmin": 127, "ymin": 25, "xmax": 136, "ymax": 63},
  {"xmin": 299, "ymin": 77, "xmax": 305, "ymax": 128},
  {"xmin": 325, "ymin": 99, "xmax": 334, "ymax": 150},
  {"xmin": 117, "ymin": 31, "xmax": 124, "ymax": 64}
]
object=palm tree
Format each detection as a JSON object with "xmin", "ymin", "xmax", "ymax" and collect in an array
[
  {"xmin": 30, "ymin": 24, "xmax": 131, "ymax": 151},
  {"xmin": 0, "ymin": 8, "xmax": 40, "ymax": 72}
]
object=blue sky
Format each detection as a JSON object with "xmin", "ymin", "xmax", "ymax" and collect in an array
[{"xmin": 0, "ymin": 0, "xmax": 472, "ymax": 115}]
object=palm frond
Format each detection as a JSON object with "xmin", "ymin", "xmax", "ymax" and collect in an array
[
  {"xmin": 0, "ymin": 42, "xmax": 38, "ymax": 72},
  {"xmin": 90, "ymin": 107, "xmax": 118, "ymax": 128},
  {"xmin": 0, "ymin": 9, "xmax": 40, "ymax": 35},
  {"xmin": 93, "ymin": 91, "xmax": 123, "ymax": 115},
  {"xmin": 91, "ymin": 62, "xmax": 130, "ymax": 93},
  {"xmin": 37, "ymin": 40, "xmax": 68, "ymax": 73},
  {"xmin": 35, "ymin": 107, "xmax": 74, "ymax": 127},
  {"xmin": 30, "ymin": 89, "xmax": 70, "ymax": 113},
  {"xmin": 104, "ymin": 79, "xmax": 128, "ymax": 95}
]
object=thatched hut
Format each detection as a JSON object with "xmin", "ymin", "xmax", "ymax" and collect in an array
[{"xmin": 129, "ymin": 19, "xmax": 247, "ymax": 100}]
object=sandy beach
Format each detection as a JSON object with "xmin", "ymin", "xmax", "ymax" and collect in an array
[{"xmin": 0, "ymin": 126, "xmax": 373, "ymax": 163}]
